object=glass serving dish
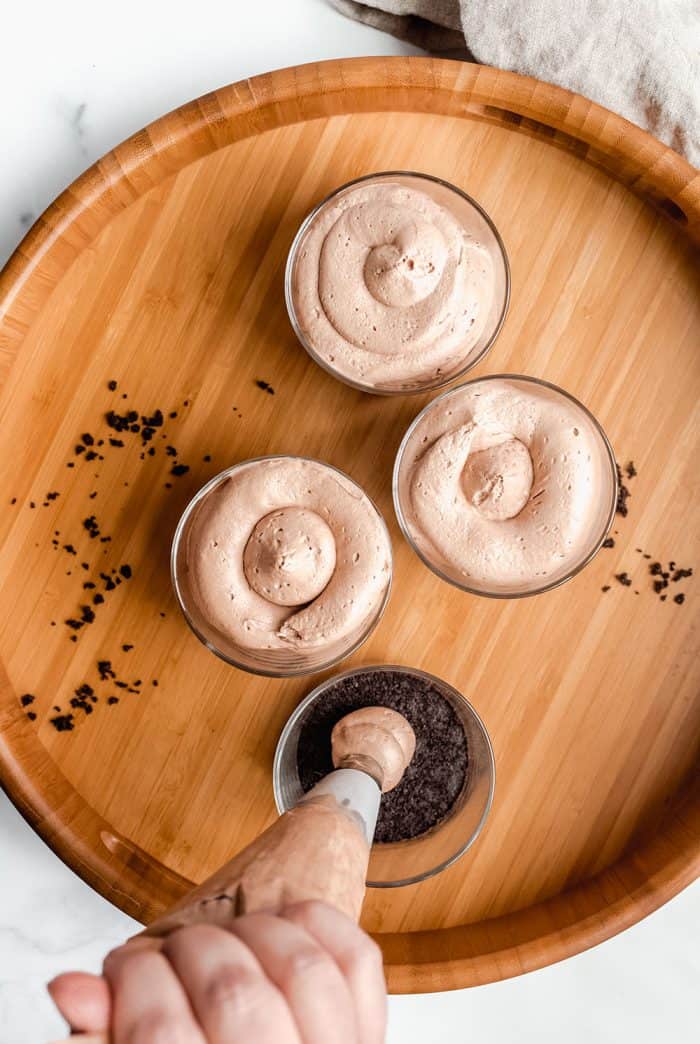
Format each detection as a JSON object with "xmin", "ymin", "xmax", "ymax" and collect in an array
[
  {"xmin": 285, "ymin": 171, "xmax": 510, "ymax": 395},
  {"xmin": 273, "ymin": 665, "xmax": 495, "ymax": 887},
  {"xmin": 393, "ymin": 374, "xmax": 618, "ymax": 598},
  {"xmin": 171, "ymin": 457, "xmax": 393, "ymax": 677}
]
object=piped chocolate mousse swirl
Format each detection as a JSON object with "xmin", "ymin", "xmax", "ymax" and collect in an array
[
  {"xmin": 183, "ymin": 458, "xmax": 391, "ymax": 650},
  {"xmin": 292, "ymin": 182, "xmax": 495, "ymax": 389},
  {"xmin": 397, "ymin": 379, "xmax": 614, "ymax": 590}
]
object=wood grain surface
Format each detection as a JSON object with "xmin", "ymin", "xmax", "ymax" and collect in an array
[{"xmin": 0, "ymin": 58, "xmax": 698, "ymax": 993}]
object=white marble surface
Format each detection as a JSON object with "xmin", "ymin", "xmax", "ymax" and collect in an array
[{"xmin": 0, "ymin": 1, "xmax": 698, "ymax": 1041}]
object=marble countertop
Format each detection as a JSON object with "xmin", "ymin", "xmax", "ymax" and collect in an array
[{"xmin": 1, "ymin": 1, "xmax": 698, "ymax": 1041}]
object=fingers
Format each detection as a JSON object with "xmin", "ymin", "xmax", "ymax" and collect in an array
[
  {"xmin": 283, "ymin": 901, "xmax": 387, "ymax": 1044},
  {"xmin": 47, "ymin": 972, "xmax": 111, "ymax": 1033},
  {"xmin": 162, "ymin": 923, "xmax": 301, "ymax": 1044},
  {"xmin": 231, "ymin": 912, "xmax": 359, "ymax": 1044},
  {"xmin": 104, "ymin": 945, "xmax": 206, "ymax": 1044}
]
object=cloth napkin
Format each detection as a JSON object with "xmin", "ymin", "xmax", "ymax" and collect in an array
[{"xmin": 330, "ymin": 0, "xmax": 700, "ymax": 166}]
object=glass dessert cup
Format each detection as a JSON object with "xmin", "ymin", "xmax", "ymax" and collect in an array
[
  {"xmin": 393, "ymin": 374, "xmax": 618, "ymax": 598},
  {"xmin": 171, "ymin": 457, "xmax": 393, "ymax": 678},
  {"xmin": 273, "ymin": 665, "xmax": 495, "ymax": 887},
  {"xmin": 285, "ymin": 171, "xmax": 510, "ymax": 396}
]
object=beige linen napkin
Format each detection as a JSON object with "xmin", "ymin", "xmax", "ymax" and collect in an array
[{"xmin": 331, "ymin": 0, "xmax": 700, "ymax": 165}]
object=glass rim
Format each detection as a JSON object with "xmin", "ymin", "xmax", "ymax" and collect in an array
[
  {"xmin": 392, "ymin": 373, "xmax": 619, "ymax": 599},
  {"xmin": 272, "ymin": 663, "xmax": 496, "ymax": 888},
  {"xmin": 170, "ymin": 455, "xmax": 394, "ymax": 678},
  {"xmin": 284, "ymin": 170, "xmax": 511, "ymax": 397}
]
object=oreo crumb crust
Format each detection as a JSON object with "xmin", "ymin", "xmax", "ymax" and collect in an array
[{"xmin": 296, "ymin": 670, "xmax": 469, "ymax": 843}]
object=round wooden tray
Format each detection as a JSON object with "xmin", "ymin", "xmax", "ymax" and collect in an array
[{"xmin": 0, "ymin": 58, "xmax": 698, "ymax": 994}]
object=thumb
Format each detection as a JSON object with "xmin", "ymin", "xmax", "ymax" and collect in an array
[{"xmin": 47, "ymin": 972, "xmax": 111, "ymax": 1032}]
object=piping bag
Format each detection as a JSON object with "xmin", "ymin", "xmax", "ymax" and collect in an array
[{"xmin": 53, "ymin": 706, "xmax": 415, "ymax": 1044}]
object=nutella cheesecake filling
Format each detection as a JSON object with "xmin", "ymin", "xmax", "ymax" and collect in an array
[
  {"xmin": 292, "ymin": 181, "xmax": 496, "ymax": 389},
  {"xmin": 183, "ymin": 458, "xmax": 391, "ymax": 651},
  {"xmin": 397, "ymin": 379, "xmax": 613, "ymax": 590}
]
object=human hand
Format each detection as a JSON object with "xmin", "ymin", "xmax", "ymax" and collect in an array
[{"xmin": 48, "ymin": 900, "xmax": 387, "ymax": 1043}]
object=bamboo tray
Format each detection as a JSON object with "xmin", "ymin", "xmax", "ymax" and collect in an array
[{"xmin": 0, "ymin": 58, "xmax": 698, "ymax": 994}]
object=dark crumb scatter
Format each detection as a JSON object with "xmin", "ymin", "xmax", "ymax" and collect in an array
[
  {"xmin": 98, "ymin": 660, "xmax": 116, "ymax": 681},
  {"xmin": 142, "ymin": 409, "xmax": 164, "ymax": 429},
  {"xmin": 297, "ymin": 670, "xmax": 468, "ymax": 843},
  {"xmin": 10, "ymin": 498, "xmax": 16, "ymax": 505},
  {"xmin": 67, "ymin": 462, "xmax": 74, "ymax": 468},
  {"xmin": 83, "ymin": 581, "xmax": 96, "ymax": 590},
  {"xmin": 120, "ymin": 564, "xmax": 132, "ymax": 579},
  {"xmin": 27, "ymin": 711, "xmax": 37, "ymax": 721},
  {"xmin": 650, "ymin": 562, "xmax": 662, "ymax": 575},
  {"xmin": 89, "ymin": 491, "xmax": 97, "ymax": 499},
  {"xmin": 615, "ymin": 572, "xmax": 632, "ymax": 587},
  {"xmin": 108, "ymin": 696, "xmax": 119, "ymax": 705},
  {"xmin": 50, "ymin": 713, "xmax": 75, "ymax": 732},
  {"xmin": 674, "ymin": 593, "xmax": 686, "ymax": 605},
  {"xmin": 165, "ymin": 446, "xmax": 177, "ymax": 457},
  {"xmin": 635, "ymin": 548, "xmax": 643, "ymax": 553},
  {"xmin": 109, "ymin": 438, "xmax": 124, "ymax": 448},
  {"xmin": 203, "ymin": 455, "xmax": 211, "ymax": 462},
  {"xmin": 164, "ymin": 482, "xmax": 172, "ymax": 489},
  {"xmin": 183, "ymin": 400, "xmax": 190, "ymax": 406},
  {"xmin": 672, "ymin": 568, "xmax": 693, "ymax": 582},
  {"xmin": 615, "ymin": 464, "xmax": 630, "ymax": 517},
  {"xmin": 122, "ymin": 643, "xmax": 134, "ymax": 652},
  {"xmin": 159, "ymin": 612, "xmax": 166, "ymax": 618},
  {"xmin": 70, "ymin": 635, "xmax": 77, "ymax": 643},
  {"xmin": 602, "ymin": 537, "xmax": 615, "ymax": 549},
  {"xmin": 171, "ymin": 464, "xmax": 189, "ymax": 476},
  {"xmin": 660, "ymin": 595, "xmax": 667, "ymax": 601},
  {"xmin": 63, "ymin": 544, "xmax": 77, "ymax": 555},
  {"xmin": 601, "ymin": 585, "xmax": 611, "ymax": 592},
  {"xmin": 83, "ymin": 515, "xmax": 100, "ymax": 538},
  {"xmin": 51, "ymin": 621, "xmax": 56, "ymax": 627},
  {"xmin": 147, "ymin": 447, "xmax": 156, "ymax": 457},
  {"xmin": 169, "ymin": 411, "xmax": 178, "ymax": 419},
  {"xmin": 108, "ymin": 380, "xmax": 118, "ymax": 391},
  {"xmin": 643, "ymin": 553, "xmax": 651, "ymax": 559},
  {"xmin": 106, "ymin": 408, "xmax": 139, "ymax": 433},
  {"xmin": 70, "ymin": 698, "xmax": 93, "ymax": 715},
  {"xmin": 625, "ymin": 461, "xmax": 637, "ymax": 479},
  {"xmin": 93, "ymin": 594, "xmax": 104, "ymax": 605},
  {"xmin": 653, "ymin": 580, "xmax": 667, "ymax": 594},
  {"xmin": 20, "ymin": 694, "xmax": 35, "ymax": 707},
  {"xmin": 255, "ymin": 380, "xmax": 275, "ymax": 395},
  {"xmin": 115, "ymin": 681, "xmax": 128, "ymax": 689},
  {"xmin": 74, "ymin": 444, "xmax": 85, "ymax": 455},
  {"xmin": 82, "ymin": 433, "xmax": 94, "ymax": 446},
  {"xmin": 46, "ymin": 491, "xmax": 60, "ymax": 501},
  {"xmin": 29, "ymin": 502, "xmax": 35, "ymax": 509},
  {"xmin": 152, "ymin": 680, "xmax": 159, "ymax": 687}
]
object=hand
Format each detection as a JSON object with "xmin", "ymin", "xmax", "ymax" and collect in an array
[{"xmin": 48, "ymin": 900, "xmax": 387, "ymax": 1043}]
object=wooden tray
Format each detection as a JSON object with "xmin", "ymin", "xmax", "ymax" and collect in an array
[{"xmin": 0, "ymin": 58, "xmax": 698, "ymax": 994}]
